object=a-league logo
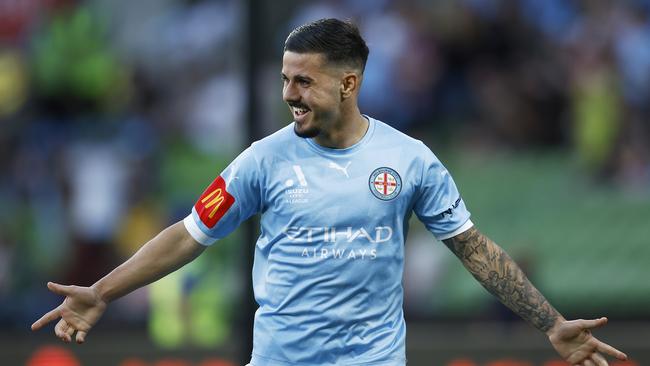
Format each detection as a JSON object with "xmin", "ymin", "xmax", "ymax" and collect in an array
[
  {"xmin": 195, "ymin": 176, "xmax": 235, "ymax": 228},
  {"xmin": 369, "ymin": 167, "xmax": 402, "ymax": 201}
]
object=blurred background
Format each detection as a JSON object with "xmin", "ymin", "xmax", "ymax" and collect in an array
[{"xmin": 1, "ymin": 0, "xmax": 649, "ymax": 365}]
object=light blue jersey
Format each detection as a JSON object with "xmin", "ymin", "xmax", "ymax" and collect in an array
[{"xmin": 184, "ymin": 116, "xmax": 472, "ymax": 366}]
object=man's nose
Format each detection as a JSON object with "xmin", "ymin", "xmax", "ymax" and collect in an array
[{"xmin": 283, "ymin": 82, "xmax": 299, "ymax": 103}]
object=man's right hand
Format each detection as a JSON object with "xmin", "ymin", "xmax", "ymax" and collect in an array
[
  {"xmin": 30, "ymin": 222, "xmax": 204, "ymax": 344},
  {"xmin": 31, "ymin": 282, "xmax": 107, "ymax": 344}
]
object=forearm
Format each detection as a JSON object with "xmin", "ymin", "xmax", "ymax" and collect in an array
[
  {"xmin": 92, "ymin": 221, "xmax": 205, "ymax": 303},
  {"xmin": 443, "ymin": 227, "xmax": 563, "ymax": 333}
]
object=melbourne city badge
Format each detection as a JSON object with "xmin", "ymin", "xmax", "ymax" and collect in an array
[{"xmin": 369, "ymin": 167, "xmax": 402, "ymax": 200}]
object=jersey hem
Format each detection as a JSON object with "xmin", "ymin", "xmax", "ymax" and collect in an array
[
  {"xmin": 436, "ymin": 219, "xmax": 474, "ymax": 240},
  {"xmin": 250, "ymin": 352, "xmax": 406, "ymax": 366},
  {"xmin": 183, "ymin": 214, "xmax": 216, "ymax": 246}
]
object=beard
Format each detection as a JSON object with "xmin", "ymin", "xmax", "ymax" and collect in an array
[{"xmin": 293, "ymin": 121, "xmax": 320, "ymax": 138}]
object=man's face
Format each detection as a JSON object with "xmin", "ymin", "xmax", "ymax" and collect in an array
[{"xmin": 282, "ymin": 51, "xmax": 343, "ymax": 138}]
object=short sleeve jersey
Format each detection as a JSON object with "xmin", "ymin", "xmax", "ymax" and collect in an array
[{"xmin": 184, "ymin": 116, "xmax": 473, "ymax": 366}]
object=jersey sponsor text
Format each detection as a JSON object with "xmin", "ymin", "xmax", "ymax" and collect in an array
[{"xmin": 283, "ymin": 226, "xmax": 393, "ymax": 243}]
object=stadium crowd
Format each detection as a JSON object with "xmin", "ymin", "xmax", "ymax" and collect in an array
[{"xmin": 1, "ymin": 0, "xmax": 649, "ymax": 350}]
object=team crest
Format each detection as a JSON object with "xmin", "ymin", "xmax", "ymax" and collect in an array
[{"xmin": 369, "ymin": 167, "xmax": 402, "ymax": 201}]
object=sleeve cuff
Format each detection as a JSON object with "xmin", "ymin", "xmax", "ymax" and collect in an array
[
  {"xmin": 183, "ymin": 215, "xmax": 217, "ymax": 246},
  {"xmin": 436, "ymin": 219, "xmax": 474, "ymax": 241}
]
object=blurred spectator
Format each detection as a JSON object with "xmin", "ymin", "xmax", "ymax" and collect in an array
[
  {"xmin": 566, "ymin": 4, "xmax": 622, "ymax": 177},
  {"xmin": 1, "ymin": 0, "xmax": 649, "ymax": 336},
  {"xmin": 0, "ymin": 50, "xmax": 28, "ymax": 118},
  {"xmin": 30, "ymin": 4, "xmax": 130, "ymax": 113}
]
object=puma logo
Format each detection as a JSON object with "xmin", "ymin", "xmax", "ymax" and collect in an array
[{"xmin": 328, "ymin": 161, "xmax": 351, "ymax": 178}]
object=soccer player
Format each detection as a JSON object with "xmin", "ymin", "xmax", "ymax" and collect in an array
[{"xmin": 32, "ymin": 18, "xmax": 627, "ymax": 366}]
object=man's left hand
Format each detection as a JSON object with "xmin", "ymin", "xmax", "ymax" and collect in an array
[{"xmin": 547, "ymin": 317, "xmax": 628, "ymax": 365}]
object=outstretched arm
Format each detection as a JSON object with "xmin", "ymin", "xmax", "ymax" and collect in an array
[
  {"xmin": 31, "ymin": 220, "xmax": 205, "ymax": 343},
  {"xmin": 443, "ymin": 227, "xmax": 627, "ymax": 365}
]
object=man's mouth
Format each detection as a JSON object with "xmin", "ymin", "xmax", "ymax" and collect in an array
[{"xmin": 292, "ymin": 105, "xmax": 310, "ymax": 118}]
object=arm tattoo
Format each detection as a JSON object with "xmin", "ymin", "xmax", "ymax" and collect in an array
[{"xmin": 443, "ymin": 227, "xmax": 560, "ymax": 332}]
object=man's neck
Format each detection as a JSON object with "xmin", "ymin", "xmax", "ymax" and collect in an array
[{"xmin": 313, "ymin": 109, "xmax": 369, "ymax": 149}]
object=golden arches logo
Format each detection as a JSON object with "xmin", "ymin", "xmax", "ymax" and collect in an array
[
  {"xmin": 195, "ymin": 175, "xmax": 235, "ymax": 228},
  {"xmin": 200, "ymin": 188, "xmax": 225, "ymax": 219}
]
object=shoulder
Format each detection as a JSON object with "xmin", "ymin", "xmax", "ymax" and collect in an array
[{"xmin": 370, "ymin": 117, "xmax": 435, "ymax": 158}]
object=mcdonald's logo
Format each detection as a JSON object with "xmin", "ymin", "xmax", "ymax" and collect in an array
[
  {"xmin": 194, "ymin": 176, "xmax": 235, "ymax": 228},
  {"xmin": 202, "ymin": 188, "xmax": 225, "ymax": 218}
]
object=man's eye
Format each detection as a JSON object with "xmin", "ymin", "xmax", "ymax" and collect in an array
[{"xmin": 299, "ymin": 80, "xmax": 310, "ymax": 87}]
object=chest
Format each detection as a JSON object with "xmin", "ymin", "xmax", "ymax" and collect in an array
[{"xmin": 261, "ymin": 154, "xmax": 416, "ymax": 226}]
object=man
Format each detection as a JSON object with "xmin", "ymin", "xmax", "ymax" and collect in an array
[{"xmin": 32, "ymin": 19, "xmax": 627, "ymax": 366}]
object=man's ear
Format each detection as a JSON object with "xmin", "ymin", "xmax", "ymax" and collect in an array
[{"xmin": 340, "ymin": 72, "xmax": 360, "ymax": 100}]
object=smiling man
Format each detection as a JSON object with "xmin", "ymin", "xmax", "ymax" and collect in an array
[{"xmin": 32, "ymin": 18, "xmax": 627, "ymax": 366}]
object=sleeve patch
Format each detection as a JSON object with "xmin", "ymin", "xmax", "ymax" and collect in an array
[{"xmin": 194, "ymin": 176, "xmax": 235, "ymax": 228}]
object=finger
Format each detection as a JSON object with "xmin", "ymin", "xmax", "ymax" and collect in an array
[
  {"xmin": 583, "ymin": 359, "xmax": 596, "ymax": 366},
  {"xmin": 31, "ymin": 307, "xmax": 60, "ymax": 330},
  {"xmin": 591, "ymin": 352, "xmax": 609, "ymax": 366},
  {"xmin": 65, "ymin": 323, "xmax": 75, "ymax": 339},
  {"xmin": 55, "ymin": 319, "xmax": 71, "ymax": 343},
  {"xmin": 76, "ymin": 330, "xmax": 87, "ymax": 344},
  {"xmin": 596, "ymin": 339, "xmax": 628, "ymax": 360},
  {"xmin": 47, "ymin": 282, "xmax": 75, "ymax": 297},
  {"xmin": 576, "ymin": 317, "xmax": 608, "ymax": 330}
]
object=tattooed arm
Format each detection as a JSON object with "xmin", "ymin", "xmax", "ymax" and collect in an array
[
  {"xmin": 443, "ymin": 227, "xmax": 627, "ymax": 364},
  {"xmin": 442, "ymin": 227, "xmax": 559, "ymax": 331}
]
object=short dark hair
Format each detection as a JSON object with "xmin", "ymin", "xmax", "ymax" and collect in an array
[{"xmin": 284, "ymin": 18, "xmax": 369, "ymax": 73}]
